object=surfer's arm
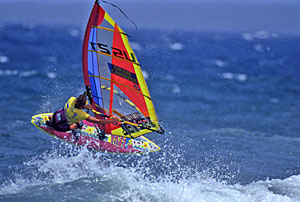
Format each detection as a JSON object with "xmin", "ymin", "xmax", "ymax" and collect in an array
[
  {"xmin": 86, "ymin": 115, "xmax": 119, "ymax": 125},
  {"xmin": 83, "ymin": 104, "xmax": 93, "ymax": 111}
]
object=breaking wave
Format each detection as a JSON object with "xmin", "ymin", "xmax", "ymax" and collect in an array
[{"xmin": 1, "ymin": 143, "xmax": 300, "ymax": 202}]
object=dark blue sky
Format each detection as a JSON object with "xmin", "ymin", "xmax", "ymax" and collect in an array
[{"xmin": 0, "ymin": 0, "xmax": 299, "ymax": 33}]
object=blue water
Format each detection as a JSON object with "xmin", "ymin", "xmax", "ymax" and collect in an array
[{"xmin": 1, "ymin": 24, "xmax": 300, "ymax": 201}]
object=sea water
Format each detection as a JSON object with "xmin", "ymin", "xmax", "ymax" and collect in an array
[{"xmin": 0, "ymin": 24, "xmax": 300, "ymax": 201}]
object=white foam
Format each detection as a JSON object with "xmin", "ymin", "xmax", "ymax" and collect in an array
[
  {"xmin": 130, "ymin": 41, "xmax": 141, "ymax": 51},
  {"xmin": 47, "ymin": 72, "xmax": 56, "ymax": 79},
  {"xmin": 236, "ymin": 74, "xmax": 248, "ymax": 82},
  {"xmin": 170, "ymin": 42, "xmax": 184, "ymax": 51},
  {"xmin": 221, "ymin": 73, "xmax": 248, "ymax": 82},
  {"xmin": 242, "ymin": 33, "xmax": 254, "ymax": 41},
  {"xmin": 142, "ymin": 70, "xmax": 149, "ymax": 80},
  {"xmin": 22, "ymin": 22, "xmax": 36, "ymax": 30},
  {"xmin": 1, "ymin": 148, "xmax": 300, "ymax": 201},
  {"xmin": 270, "ymin": 98, "xmax": 280, "ymax": 104},
  {"xmin": 122, "ymin": 173, "xmax": 300, "ymax": 202},
  {"xmin": 45, "ymin": 56, "xmax": 57, "ymax": 63},
  {"xmin": 0, "ymin": 69, "xmax": 18, "ymax": 76},
  {"xmin": 19, "ymin": 70, "xmax": 37, "ymax": 77},
  {"xmin": 254, "ymin": 31, "xmax": 270, "ymax": 39},
  {"xmin": 254, "ymin": 44, "xmax": 264, "ymax": 52},
  {"xmin": 242, "ymin": 31, "xmax": 272, "ymax": 41},
  {"xmin": 69, "ymin": 29, "xmax": 79, "ymax": 37},
  {"xmin": 171, "ymin": 84, "xmax": 181, "ymax": 94},
  {"xmin": 0, "ymin": 69, "xmax": 55, "ymax": 78},
  {"xmin": 0, "ymin": 55, "xmax": 9, "ymax": 63},
  {"xmin": 215, "ymin": 59, "xmax": 227, "ymax": 67},
  {"xmin": 165, "ymin": 74, "xmax": 175, "ymax": 81},
  {"xmin": 221, "ymin": 73, "xmax": 234, "ymax": 80}
]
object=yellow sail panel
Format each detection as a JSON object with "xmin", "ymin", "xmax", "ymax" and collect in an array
[{"xmin": 104, "ymin": 11, "xmax": 116, "ymax": 28}]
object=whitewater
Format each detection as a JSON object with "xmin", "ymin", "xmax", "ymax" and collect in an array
[{"xmin": 1, "ymin": 145, "xmax": 300, "ymax": 202}]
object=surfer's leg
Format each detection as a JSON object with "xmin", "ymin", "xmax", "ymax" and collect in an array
[{"xmin": 70, "ymin": 123, "xmax": 77, "ymax": 130}]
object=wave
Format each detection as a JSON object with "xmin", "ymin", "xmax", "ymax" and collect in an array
[
  {"xmin": 1, "ymin": 144, "xmax": 300, "ymax": 202},
  {"xmin": 0, "ymin": 55, "xmax": 9, "ymax": 63},
  {"xmin": 130, "ymin": 41, "xmax": 142, "ymax": 51},
  {"xmin": 170, "ymin": 42, "xmax": 184, "ymax": 51},
  {"xmin": 221, "ymin": 72, "xmax": 248, "ymax": 82},
  {"xmin": 242, "ymin": 31, "xmax": 279, "ymax": 41},
  {"xmin": 0, "ymin": 69, "xmax": 56, "ymax": 79}
]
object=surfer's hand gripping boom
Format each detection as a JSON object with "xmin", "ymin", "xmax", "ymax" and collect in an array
[
  {"xmin": 91, "ymin": 109, "xmax": 129, "ymax": 125},
  {"xmin": 91, "ymin": 109, "xmax": 164, "ymax": 134}
]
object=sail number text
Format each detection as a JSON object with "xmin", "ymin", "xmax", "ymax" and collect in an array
[{"xmin": 90, "ymin": 42, "xmax": 137, "ymax": 63}]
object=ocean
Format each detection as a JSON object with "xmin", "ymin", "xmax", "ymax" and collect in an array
[{"xmin": 0, "ymin": 23, "xmax": 300, "ymax": 201}]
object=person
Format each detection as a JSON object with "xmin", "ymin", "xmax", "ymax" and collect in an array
[{"xmin": 47, "ymin": 94, "xmax": 119, "ymax": 132}]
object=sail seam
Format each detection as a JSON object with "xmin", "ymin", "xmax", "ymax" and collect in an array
[
  {"xmin": 92, "ymin": 26, "xmax": 128, "ymax": 36},
  {"xmin": 88, "ymin": 75, "xmax": 152, "ymax": 100},
  {"xmin": 101, "ymin": 86, "xmax": 142, "ymax": 113}
]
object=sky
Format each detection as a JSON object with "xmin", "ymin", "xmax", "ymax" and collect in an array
[{"xmin": 0, "ymin": 0, "xmax": 299, "ymax": 33}]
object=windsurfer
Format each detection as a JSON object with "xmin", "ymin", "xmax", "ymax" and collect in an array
[{"xmin": 46, "ymin": 94, "xmax": 119, "ymax": 132}]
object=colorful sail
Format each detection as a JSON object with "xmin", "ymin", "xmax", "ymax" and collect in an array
[{"xmin": 82, "ymin": 1, "xmax": 164, "ymax": 138}]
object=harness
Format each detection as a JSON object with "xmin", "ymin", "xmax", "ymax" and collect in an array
[{"xmin": 52, "ymin": 108, "xmax": 70, "ymax": 132}]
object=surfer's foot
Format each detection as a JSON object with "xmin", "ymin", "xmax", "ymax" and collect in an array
[
  {"xmin": 46, "ymin": 121, "xmax": 52, "ymax": 127},
  {"xmin": 76, "ymin": 121, "xmax": 83, "ymax": 129},
  {"xmin": 98, "ymin": 134, "xmax": 107, "ymax": 140},
  {"xmin": 72, "ymin": 130, "xmax": 80, "ymax": 140}
]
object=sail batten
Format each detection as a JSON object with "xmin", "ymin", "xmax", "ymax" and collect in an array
[
  {"xmin": 91, "ymin": 26, "xmax": 128, "ymax": 35},
  {"xmin": 88, "ymin": 75, "xmax": 152, "ymax": 100}
]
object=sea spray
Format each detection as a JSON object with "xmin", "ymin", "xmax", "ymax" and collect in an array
[{"xmin": 1, "ymin": 140, "xmax": 300, "ymax": 201}]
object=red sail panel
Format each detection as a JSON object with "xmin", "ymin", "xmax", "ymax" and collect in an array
[{"xmin": 111, "ymin": 25, "xmax": 149, "ymax": 117}]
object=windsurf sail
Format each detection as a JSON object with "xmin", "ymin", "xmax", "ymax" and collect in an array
[{"xmin": 82, "ymin": 0, "xmax": 164, "ymax": 138}]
